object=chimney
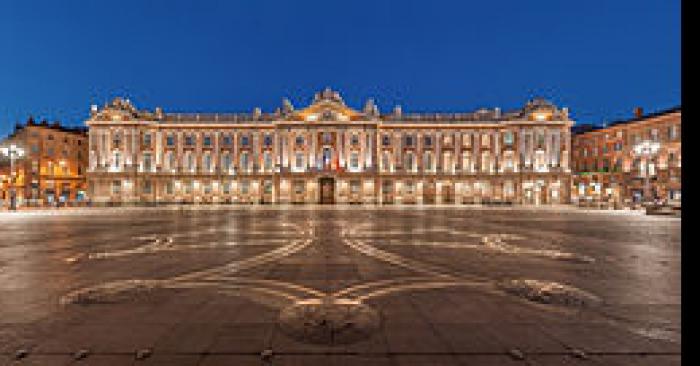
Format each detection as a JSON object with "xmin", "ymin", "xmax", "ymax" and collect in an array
[{"xmin": 634, "ymin": 107, "xmax": 644, "ymax": 118}]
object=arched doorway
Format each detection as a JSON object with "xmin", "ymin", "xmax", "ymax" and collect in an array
[
  {"xmin": 319, "ymin": 177, "xmax": 335, "ymax": 204},
  {"xmin": 423, "ymin": 180, "xmax": 436, "ymax": 204}
]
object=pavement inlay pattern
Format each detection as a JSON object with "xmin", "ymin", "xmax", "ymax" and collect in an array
[{"xmin": 0, "ymin": 205, "xmax": 680, "ymax": 365}]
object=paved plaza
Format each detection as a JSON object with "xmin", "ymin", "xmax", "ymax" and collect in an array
[{"xmin": 0, "ymin": 206, "xmax": 681, "ymax": 365}]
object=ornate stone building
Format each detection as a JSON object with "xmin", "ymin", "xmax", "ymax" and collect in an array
[
  {"xmin": 86, "ymin": 89, "xmax": 573, "ymax": 205},
  {"xmin": 571, "ymin": 107, "xmax": 681, "ymax": 207}
]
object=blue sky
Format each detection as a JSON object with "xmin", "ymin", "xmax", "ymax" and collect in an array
[{"xmin": 0, "ymin": 0, "xmax": 680, "ymax": 137}]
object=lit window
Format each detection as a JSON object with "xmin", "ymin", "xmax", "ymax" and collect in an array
[
  {"xmin": 204, "ymin": 154, "xmax": 211, "ymax": 171},
  {"xmin": 168, "ymin": 152, "xmax": 176, "ymax": 170},
  {"xmin": 423, "ymin": 152, "xmax": 432, "ymax": 171},
  {"xmin": 504, "ymin": 131, "xmax": 514, "ymax": 145},
  {"xmin": 293, "ymin": 180, "xmax": 304, "ymax": 194},
  {"xmin": 264, "ymin": 152, "xmax": 272, "ymax": 170},
  {"xmin": 143, "ymin": 153, "xmax": 152, "ymax": 172},
  {"xmin": 223, "ymin": 154, "xmax": 231, "ymax": 171},
  {"xmin": 405, "ymin": 153, "xmax": 414, "ymax": 171},
  {"xmin": 350, "ymin": 180, "xmax": 360, "ymax": 194},
  {"xmin": 187, "ymin": 154, "xmax": 194, "ymax": 171},
  {"xmin": 350, "ymin": 153, "xmax": 359, "ymax": 169},
  {"xmin": 240, "ymin": 152, "xmax": 249, "ymax": 170}
]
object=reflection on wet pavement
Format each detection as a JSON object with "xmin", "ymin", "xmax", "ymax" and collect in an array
[{"xmin": 0, "ymin": 206, "xmax": 680, "ymax": 365}]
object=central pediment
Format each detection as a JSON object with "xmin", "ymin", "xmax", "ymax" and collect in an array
[{"xmin": 287, "ymin": 87, "xmax": 369, "ymax": 122}]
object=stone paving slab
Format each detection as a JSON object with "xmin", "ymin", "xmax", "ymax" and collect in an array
[{"xmin": 0, "ymin": 207, "xmax": 681, "ymax": 365}]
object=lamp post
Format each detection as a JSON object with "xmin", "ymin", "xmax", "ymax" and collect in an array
[
  {"xmin": 633, "ymin": 140, "xmax": 660, "ymax": 206},
  {"xmin": 0, "ymin": 144, "xmax": 25, "ymax": 211}
]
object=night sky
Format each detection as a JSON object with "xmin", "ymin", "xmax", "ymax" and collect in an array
[{"xmin": 0, "ymin": 0, "xmax": 680, "ymax": 137}]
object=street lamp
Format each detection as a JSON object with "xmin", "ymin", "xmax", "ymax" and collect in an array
[
  {"xmin": 632, "ymin": 140, "xmax": 660, "ymax": 206},
  {"xmin": 0, "ymin": 144, "xmax": 25, "ymax": 210}
]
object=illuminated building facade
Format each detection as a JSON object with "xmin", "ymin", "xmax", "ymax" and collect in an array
[
  {"xmin": 571, "ymin": 107, "xmax": 681, "ymax": 207},
  {"xmin": 86, "ymin": 89, "xmax": 573, "ymax": 205},
  {"xmin": 0, "ymin": 118, "xmax": 89, "ymax": 207}
]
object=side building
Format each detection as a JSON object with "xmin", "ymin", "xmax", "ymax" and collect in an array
[
  {"xmin": 571, "ymin": 107, "xmax": 681, "ymax": 208},
  {"xmin": 0, "ymin": 118, "xmax": 89, "ymax": 207},
  {"xmin": 86, "ymin": 89, "xmax": 573, "ymax": 205}
]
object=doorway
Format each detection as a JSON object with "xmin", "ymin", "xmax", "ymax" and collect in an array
[{"xmin": 319, "ymin": 177, "xmax": 335, "ymax": 204}]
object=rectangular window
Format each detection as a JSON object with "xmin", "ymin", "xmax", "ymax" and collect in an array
[
  {"xmin": 350, "ymin": 153, "xmax": 359, "ymax": 169},
  {"xmin": 351, "ymin": 134, "xmax": 359, "ymax": 145},
  {"xmin": 185, "ymin": 135, "xmax": 194, "ymax": 146},
  {"xmin": 296, "ymin": 136, "xmax": 304, "ymax": 146},
  {"xmin": 481, "ymin": 134, "xmax": 490, "ymax": 147},
  {"xmin": 462, "ymin": 134, "xmax": 471, "ymax": 148},
  {"xmin": 405, "ymin": 153, "xmax": 413, "ymax": 171},
  {"xmin": 166, "ymin": 181, "xmax": 174, "ymax": 195},
  {"xmin": 669, "ymin": 125, "xmax": 678, "ymax": 140},
  {"xmin": 382, "ymin": 135, "xmax": 390, "ymax": 146},
  {"xmin": 143, "ymin": 180, "xmax": 152, "ymax": 194},
  {"xmin": 187, "ymin": 154, "xmax": 194, "ymax": 171},
  {"xmin": 111, "ymin": 180, "xmax": 121, "ymax": 194},
  {"xmin": 293, "ymin": 180, "xmax": 304, "ymax": 194},
  {"xmin": 204, "ymin": 154, "xmax": 212, "ymax": 171},
  {"xmin": 382, "ymin": 180, "xmax": 392, "ymax": 194},
  {"xmin": 240, "ymin": 152, "xmax": 249, "ymax": 170},
  {"xmin": 405, "ymin": 181, "xmax": 414, "ymax": 194},
  {"xmin": 223, "ymin": 135, "xmax": 232, "ymax": 146},
  {"xmin": 503, "ymin": 131, "xmax": 514, "ymax": 145},
  {"xmin": 143, "ymin": 153, "xmax": 152, "ymax": 172},
  {"xmin": 350, "ymin": 180, "xmax": 360, "ymax": 194},
  {"xmin": 168, "ymin": 152, "xmax": 176, "ymax": 170},
  {"xmin": 264, "ymin": 135, "xmax": 273, "ymax": 146},
  {"xmin": 264, "ymin": 152, "xmax": 272, "ymax": 170},
  {"xmin": 424, "ymin": 152, "xmax": 432, "ymax": 171},
  {"xmin": 241, "ymin": 181, "xmax": 249, "ymax": 194},
  {"xmin": 166, "ymin": 134, "xmax": 175, "ymax": 147},
  {"xmin": 204, "ymin": 135, "xmax": 212, "ymax": 146},
  {"xmin": 241, "ymin": 136, "xmax": 249, "ymax": 146},
  {"xmin": 223, "ymin": 181, "xmax": 231, "ymax": 194},
  {"xmin": 405, "ymin": 135, "xmax": 413, "ymax": 147},
  {"xmin": 223, "ymin": 154, "xmax": 231, "ymax": 171},
  {"xmin": 143, "ymin": 133, "xmax": 152, "ymax": 147},
  {"xmin": 424, "ymin": 136, "xmax": 432, "ymax": 146}
]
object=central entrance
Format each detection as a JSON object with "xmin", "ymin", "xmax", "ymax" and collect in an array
[{"xmin": 319, "ymin": 177, "xmax": 335, "ymax": 204}]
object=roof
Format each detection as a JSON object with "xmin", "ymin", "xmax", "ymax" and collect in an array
[
  {"xmin": 573, "ymin": 106, "xmax": 681, "ymax": 135},
  {"xmin": 88, "ymin": 89, "xmax": 572, "ymax": 125}
]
